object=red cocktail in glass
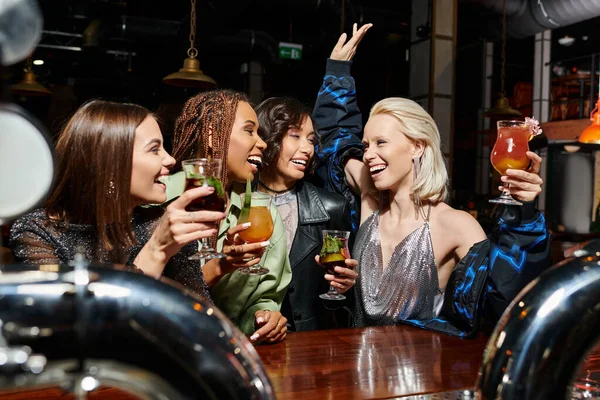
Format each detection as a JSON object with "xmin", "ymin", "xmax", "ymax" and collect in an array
[{"xmin": 489, "ymin": 120, "xmax": 531, "ymax": 206}]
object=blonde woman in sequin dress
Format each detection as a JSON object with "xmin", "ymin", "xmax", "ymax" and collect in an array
[{"xmin": 314, "ymin": 95, "xmax": 552, "ymax": 337}]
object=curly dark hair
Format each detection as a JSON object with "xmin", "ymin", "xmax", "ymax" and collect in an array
[{"xmin": 255, "ymin": 97, "xmax": 320, "ymax": 174}]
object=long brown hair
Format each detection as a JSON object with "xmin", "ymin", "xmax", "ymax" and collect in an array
[
  {"xmin": 171, "ymin": 89, "xmax": 249, "ymax": 188},
  {"xmin": 45, "ymin": 100, "xmax": 151, "ymax": 250}
]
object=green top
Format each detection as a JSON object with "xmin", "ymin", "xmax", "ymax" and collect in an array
[{"xmin": 165, "ymin": 171, "xmax": 292, "ymax": 335}]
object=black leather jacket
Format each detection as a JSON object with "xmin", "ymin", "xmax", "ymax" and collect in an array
[{"xmin": 280, "ymin": 180, "xmax": 355, "ymax": 331}]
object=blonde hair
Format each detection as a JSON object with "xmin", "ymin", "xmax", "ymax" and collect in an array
[{"xmin": 369, "ymin": 97, "xmax": 449, "ymax": 204}]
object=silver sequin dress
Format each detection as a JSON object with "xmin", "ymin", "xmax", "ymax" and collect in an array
[{"xmin": 354, "ymin": 208, "xmax": 442, "ymax": 326}]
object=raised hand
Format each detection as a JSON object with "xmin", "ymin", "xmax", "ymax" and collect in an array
[{"xmin": 330, "ymin": 22, "xmax": 373, "ymax": 61}]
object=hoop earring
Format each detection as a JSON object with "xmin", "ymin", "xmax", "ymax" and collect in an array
[{"xmin": 412, "ymin": 157, "xmax": 422, "ymax": 210}]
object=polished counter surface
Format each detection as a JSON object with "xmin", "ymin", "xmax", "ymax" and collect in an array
[
  {"xmin": 1, "ymin": 324, "xmax": 598, "ymax": 399},
  {"xmin": 256, "ymin": 325, "xmax": 488, "ymax": 399}
]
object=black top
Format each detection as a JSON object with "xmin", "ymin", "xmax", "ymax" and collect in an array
[
  {"xmin": 9, "ymin": 207, "xmax": 212, "ymax": 302},
  {"xmin": 281, "ymin": 180, "xmax": 355, "ymax": 331}
]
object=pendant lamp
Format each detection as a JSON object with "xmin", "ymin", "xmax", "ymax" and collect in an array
[
  {"xmin": 483, "ymin": 0, "xmax": 521, "ymax": 119},
  {"xmin": 163, "ymin": 0, "xmax": 216, "ymax": 89}
]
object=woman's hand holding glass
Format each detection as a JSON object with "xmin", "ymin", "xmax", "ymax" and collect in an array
[
  {"xmin": 217, "ymin": 222, "xmax": 270, "ymax": 276},
  {"xmin": 498, "ymin": 151, "xmax": 543, "ymax": 203},
  {"xmin": 138, "ymin": 186, "xmax": 226, "ymax": 277},
  {"xmin": 315, "ymin": 255, "xmax": 358, "ymax": 294},
  {"xmin": 489, "ymin": 120, "xmax": 544, "ymax": 205}
]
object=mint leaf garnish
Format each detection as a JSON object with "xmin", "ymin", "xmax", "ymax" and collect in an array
[
  {"xmin": 207, "ymin": 176, "xmax": 225, "ymax": 198},
  {"xmin": 320, "ymin": 234, "xmax": 343, "ymax": 258}
]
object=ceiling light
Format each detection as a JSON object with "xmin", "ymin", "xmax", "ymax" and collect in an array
[
  {"xmin": 163, "ymin": 0, "xmax": 216, "ymax": 89},
  {"xmin": 563, "ymin": 145, "xmax": 580, "ymax": 153},
  {"xmin": 483, "ymin": 1, "xmax": 522, "ymax": 119},
  {"xmin": 10, "ymin": 58, "xmax": 51, "ymax": 97},
  {"xmin": 32, "ymin": 59, "xmax": 44, "ymax": 66},
  {"xmin": 558, "ymin": 36, "xmax": 575, "ymax": 46}
]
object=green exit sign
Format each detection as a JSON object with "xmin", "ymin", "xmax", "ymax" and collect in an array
[{"xmin": 279, "ymin": 42, "xmax": 303, "ymax": 60}]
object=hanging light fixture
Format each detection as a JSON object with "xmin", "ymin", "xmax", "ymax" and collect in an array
[
  {"xmin": 483, "ymin": 0, "xmax": 521, "ymax": 119},
  {"xmin": 163, "ymin": 0, "xmax": 216, "ymax": 89},
  {"xmin": 10, "ymin": 57, "xmax": 52, "ymax": 97},
  {"xmin": 578, "ymin": 77, "xmax": 600, "ymax": 144}
]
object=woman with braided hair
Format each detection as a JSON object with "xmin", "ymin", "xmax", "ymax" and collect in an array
[{"xmin": 165, "ymin": 89, "xmax": 291, "ymax": 344}]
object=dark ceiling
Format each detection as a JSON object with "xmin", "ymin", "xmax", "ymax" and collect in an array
[
  {"xmin": 32, "ymin": 0, "xmax": 412, "ymax": 89},
  {"xmin": 12, "ymin": 0, "xmax": 412, "ymax": 135},
  {"xmin": 13, "ymin": 0, "xmax": 600, "ymax": 139}
]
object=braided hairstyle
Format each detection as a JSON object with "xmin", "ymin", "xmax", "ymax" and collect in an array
[{"xmin": 172, "ymin": 89, "xmax": 249, "ymax": 189}]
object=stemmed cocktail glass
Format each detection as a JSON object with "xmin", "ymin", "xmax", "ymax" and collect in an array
[
  {"xmin": 489, "ymin": 120, "xmax": 531, "ymax": 206},
  {"xmin": 182, "ymin": 158, "xmax": 226, "ymax": 260},
  {"xmin": 237, "ymin": 192, "xmax": 274, "ymax": 275}
]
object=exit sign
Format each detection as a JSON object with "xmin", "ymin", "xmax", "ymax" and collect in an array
[{"xmin": 279, "ymin": 42, "xmax": 303, "ymax": 60}]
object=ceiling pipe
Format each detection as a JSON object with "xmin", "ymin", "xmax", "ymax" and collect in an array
[{"xmin": 463, "ymin": 0, "xmax": 600, "ymax": 38}]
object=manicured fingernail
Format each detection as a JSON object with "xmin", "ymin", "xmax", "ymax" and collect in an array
[
  {"xmin": 261, "ymin": 241, "xmax": 270, "ymax": 247},
  {"xmin": 257, "ymin": 317, "xmax": 264, "ymax": 324},
  {"xmin": 206, "ymin": 186, "xmax": 214, "ymax": 192},
  {"xmin": 241, "ymin": 222, "xmax": 251, "ymax": 228},
  {"xmin": 250, "ymin": 334, "xmax": 259, "ymax": 341}
]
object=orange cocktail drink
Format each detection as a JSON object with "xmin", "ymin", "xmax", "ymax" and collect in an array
[
  {"xmin": 490, "ymin": 123, "xmax": 530, "ymax": 175},
  {"xmin": 488, "ymin": 120, "xmax": 532, "ymax": 206},
  {"xmin": 238, "ymin": 206, "xmax": 274, "ymax": 243},
  {"xmin": 237, "ymin": 191, "xmax": 274, "ymax": 276}
]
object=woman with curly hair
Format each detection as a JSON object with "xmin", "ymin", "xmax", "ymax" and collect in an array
[{"xmin": 166, "ymin": 89, "xmax": 291, "ymax": 344}]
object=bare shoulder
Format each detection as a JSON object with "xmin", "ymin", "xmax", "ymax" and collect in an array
[{"xmin": 431, "ymin": 203, "xmax": 486, "ymax": 240}]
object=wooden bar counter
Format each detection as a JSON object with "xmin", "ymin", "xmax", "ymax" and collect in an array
[
  {"xmin": 256, "ymin": 325, "xmax": 488, "ymax": 399},
  {"xmin": 1, "ymin": 325, "xmax": 598, "ymax": 399}
]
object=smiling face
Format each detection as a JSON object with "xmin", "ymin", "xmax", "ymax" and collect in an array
[
  {"xmin": 130, "ymin": 116, "xmax": 175, "ymax": 206},
  {"xmin": 227, "ymin": 101, "xmax": 267, "ymax": 185},
  {"xmin": 362, "ymin": 113, "xmax": 421, "ymax": 192},
  {"xmin": 272, "ymin": 116, "xmax": 315, "ymax": 185}
]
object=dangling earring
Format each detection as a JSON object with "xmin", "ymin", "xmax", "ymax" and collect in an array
[
  {"xmin": 108, "ymin": 180, "xmax": 115, "ymax": 196},
  {"xmin": 412, "ymin": 156, "xmax": 422, "ymax": 210}
]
